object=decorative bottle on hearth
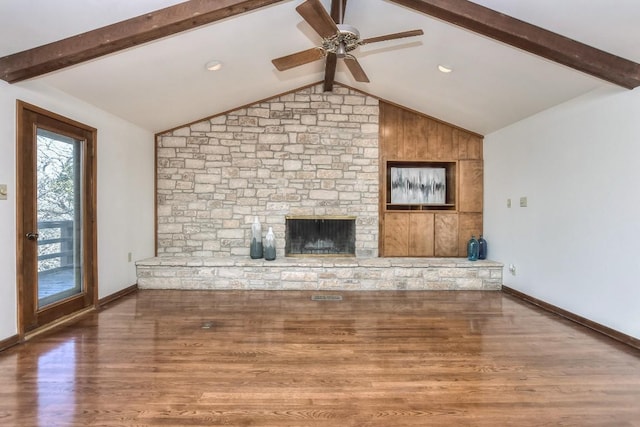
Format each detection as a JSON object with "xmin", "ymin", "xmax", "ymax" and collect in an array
[
  {"xmin": 478, "ymin": 235, "xmax": 487, "ymax": 260},
  {"xmin": 250, "ymin": 216, "xmax": 263, "ymax": 259},
  {"xmin": 467, "ymin": 235, "xmax": 479, "ymax": 261},
  {"xmin": 264, "ymin": 227, "xmax": 276, "ymax": 261}
]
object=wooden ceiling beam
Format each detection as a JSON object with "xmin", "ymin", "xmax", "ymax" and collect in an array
[
  {"xmin": 0, "ymin": 0, "xmax": 285, "ymax": 83},
  {"xmin": 389, "ymin": 0, "xmax": 640, "ymax": 89}
]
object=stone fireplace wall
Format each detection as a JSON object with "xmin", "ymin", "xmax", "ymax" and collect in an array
[{"xmin": 156, "ymin": 84, "xmax": 379, "ymax": 257}]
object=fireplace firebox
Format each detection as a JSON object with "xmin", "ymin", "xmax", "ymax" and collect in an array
[{"xmin": 285, "ymin": 216, "xmax": 356, "ymax": 257}]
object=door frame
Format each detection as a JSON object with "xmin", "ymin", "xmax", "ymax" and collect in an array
[{"xmin": 16, "ymin": 100, "xmax": 98, "ymax": 337}]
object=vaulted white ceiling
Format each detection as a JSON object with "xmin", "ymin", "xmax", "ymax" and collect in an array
[{"xmin": 2, "ymin": 0, "xmax": 639, "ymax": 135}]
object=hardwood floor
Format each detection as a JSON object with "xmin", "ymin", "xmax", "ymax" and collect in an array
[{"xmin": 1, "ymin": 290, "xmax": 639, "ymax": 426}]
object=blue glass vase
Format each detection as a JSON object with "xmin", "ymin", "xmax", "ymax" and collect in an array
[
  {"xmin": 478, "ymin": 235, "xmax": 487, "ymax": 260},
  {"xmin": 467, "ymin": 235, "xmax": 479, "ymax": 261}
]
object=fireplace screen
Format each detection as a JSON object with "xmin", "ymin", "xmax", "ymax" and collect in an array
[{"xmin": 285, "ymin": 216, "xmax": 356, "ymax": 257}]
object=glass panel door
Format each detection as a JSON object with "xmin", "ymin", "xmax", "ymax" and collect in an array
[
  {"xmin": 36, "ymin": 128, "xmax": 83, "ymax": 308},
  {"xmin": 17, "ymin": 101, "xmax": 96, "ymax": 334}
]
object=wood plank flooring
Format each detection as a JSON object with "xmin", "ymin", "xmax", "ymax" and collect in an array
[{"xmin": 1, "ymin": 290, "xmax": 639, "ymax": 426}]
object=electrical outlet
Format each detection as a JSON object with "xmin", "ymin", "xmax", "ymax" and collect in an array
[
  {"xmin": 509, "ymin": 264, "xmax": 516, "ymax": 275},
  {"xmin": 0, "ymin": 184, "xmax": 7, "ymax": 200},
  {"xmin": 128, "ymin": 252, "xmax": 132, "ymax": 262},
  {"xmin": 519, "ymin": 196, "xmax": 528, "ymax": 207}
]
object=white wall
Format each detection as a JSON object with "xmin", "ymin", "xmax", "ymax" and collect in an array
[
  {"xmin": 485, "ymin": 86, "xmax": 640, "ymax": 340},
  {"xmin": 0, "ymin": 80, "xmax": 155, "ymax": 342}
]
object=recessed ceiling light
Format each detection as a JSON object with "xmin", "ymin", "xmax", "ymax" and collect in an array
[
  {"xmin": 205, "ymin": 60, "xmax": 223, "ymax": 71},
  {"xmin": 438, "ymin": 65, "xmax": 453, "ymax": 73}
]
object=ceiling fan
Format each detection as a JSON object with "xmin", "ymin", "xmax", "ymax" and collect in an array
[{"xmin": 272, "ymin": 0, "xmax": 424, "ymax": 92}]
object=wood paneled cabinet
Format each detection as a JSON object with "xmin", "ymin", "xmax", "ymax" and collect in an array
[
  {"xmin": 383, "ymin": 212, "xmax": 434, "ymax": 256},
  {"xmin": 379, "ymin": 101, "xmax": 483, "ymax": 257},
  {"xmin": 382, "ymin": 212, "xmax": 462, "ymax": 257}
]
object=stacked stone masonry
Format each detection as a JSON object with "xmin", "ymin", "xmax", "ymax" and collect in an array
[
  {"xmin": 156, "ymin": 84, "xmax": 380, "ymax": 258},
  {"xmin": 150, "ymin": 83, "xmax": 504, "ymax": 291},
  {"xmin": 137, "ymin": 257, "xmax": 503, "ymax": 291}
]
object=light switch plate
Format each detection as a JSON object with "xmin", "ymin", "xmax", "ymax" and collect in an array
[
  {"xmin": 507, "ymin": 198, "xmax": 511, "ymax": 208},
  {"xmin": 519, "ymin": 196, "xmax": 528, "ymax": 207},
  {"xmin": 0, "ymin": 184, "xmax": 7, "ymax": 200}
]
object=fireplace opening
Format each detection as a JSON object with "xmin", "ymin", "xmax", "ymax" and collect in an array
[{"xmin": 285, "ymin": 216, "xmax": 356, "ymax": 257}]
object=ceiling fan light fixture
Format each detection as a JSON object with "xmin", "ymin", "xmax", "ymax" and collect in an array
[
  {"xmin": 205, "ymin": 60, "xmax": 223, "ymax": 71},
  {"xmin": 336, "ymin": 24, "xmax": 360, "ymax": 39},
  {"xmin": 323, "ymin": 24, "xmax": 361, "ymax": 55},
  {"xmin": 438, "ymin": 64, "xmax": 453, "ymax": 73}
]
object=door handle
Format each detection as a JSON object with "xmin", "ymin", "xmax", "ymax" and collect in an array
[{"xmin": 26, "ymin": 232, "xmax": 39, "ymax": 241}]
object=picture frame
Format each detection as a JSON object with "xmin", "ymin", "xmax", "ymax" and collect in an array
[{"xmin": 390, "ymin": 166, "xmax": 446, "ymax": 205}]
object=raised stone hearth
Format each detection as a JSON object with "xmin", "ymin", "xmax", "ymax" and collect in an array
[{"xmin": 136, "ymin": 257, "xmax": 503, "ymax": 291}]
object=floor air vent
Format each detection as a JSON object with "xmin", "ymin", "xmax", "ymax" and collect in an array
[
  {"xmin": 201, "ymin": 321, "xmax": 216, "ymax": 329},
  {"xmin": 311, "ymin": 295, "xmax": 343, "ymax": 301}
]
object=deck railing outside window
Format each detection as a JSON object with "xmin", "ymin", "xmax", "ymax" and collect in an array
[{"xmin": 37, "ymin": 220, "xmax": 75, "ymax": 274}]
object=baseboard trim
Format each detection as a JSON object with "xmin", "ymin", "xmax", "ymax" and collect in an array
[
  {"xmin": 502, "ymin": 285, "xmax": 640, "ymax": 351},
  {"xmin": 98, "ymin": 283, "xmax": 138, "ymax": 308},
  {"xmin": 0, "ymin": 334, "xmax": 20, "ymax": 352}
]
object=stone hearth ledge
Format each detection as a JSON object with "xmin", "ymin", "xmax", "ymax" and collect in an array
[{"xmin": 136, "ymin": 257, "xmax": 503, "ymax": 291}]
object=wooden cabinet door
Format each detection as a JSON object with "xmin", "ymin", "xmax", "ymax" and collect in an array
[
  {"xmin": 459, "ymin": 160, "xmax": 483, "ymax": 212},
  {"xmin": 383, "ymin": 213, "xmax": 409, "ymax": 256},
  {"xmin": 435, "ymin": 214, "xmax": 459, "ymax": 256},
  {"xmin": 458, "ymin": 213, "xmax": 483, "ymax": 256},
  {"xmin": 409, "ymin": 213, "xmax": 434, "ymax": 256}
]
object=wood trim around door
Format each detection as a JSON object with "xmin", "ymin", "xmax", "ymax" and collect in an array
[{"xmin": 16, "ymin": 100, "xmax": 98, "ymax": 337}]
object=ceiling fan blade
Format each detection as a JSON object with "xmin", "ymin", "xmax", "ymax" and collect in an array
[
  {"xmin": 296, "ymin": 0, "xmax": 339, "ymax": 39},
  {"xmin": 272, "ymin": 48, "xmax": 325, "ymax": 71},
  {"xmin": 330, "ymin": 0, "xmax": 347, "ymax": 24},
  {"xmin": 323, "ymin": 53, "xmax": 337, "ymax": 92},
  {"xmin": 362, "ymin": 29, "xmax": 424, "ymax": 45},
  {"xmin": 344, "ymin": 56, "xmax": 369, "ymax": 83}
]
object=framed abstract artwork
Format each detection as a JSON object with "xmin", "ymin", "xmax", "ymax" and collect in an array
[{"xmin": 390, "ymin": 166, "xmax": 446, "ymax": 205}]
